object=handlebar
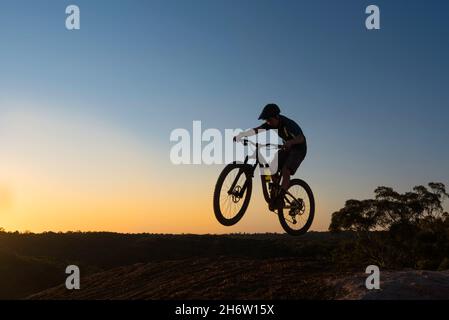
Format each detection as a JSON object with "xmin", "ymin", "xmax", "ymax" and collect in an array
[{"xmin": 237, "ymin": 138, "xmax": 283, "ymax": 149}]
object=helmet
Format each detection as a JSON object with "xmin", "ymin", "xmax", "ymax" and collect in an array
[{"xmin": 258, "ymin": 103, "xmax": 281, "ymax": 120}]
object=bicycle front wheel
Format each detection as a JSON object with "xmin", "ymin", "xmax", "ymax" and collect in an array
[{"xmin": 213, "ymin": 163, "xmax": 253, "ymax": 226}]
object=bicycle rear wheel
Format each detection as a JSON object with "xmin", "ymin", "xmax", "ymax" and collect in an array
[
  {"xmin": 277, "ymin": 179, "xmax": 315, "ymax": 236},
  {"xmin": 213, "ymin": 163, "xmax": 253, "ymax": 226}
]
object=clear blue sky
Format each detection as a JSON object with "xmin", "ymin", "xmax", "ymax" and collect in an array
[{"xmin": 1, "ymin": 0, "xmax": 448, "ymax": 232}]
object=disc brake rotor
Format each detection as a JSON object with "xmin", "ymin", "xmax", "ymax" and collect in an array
[{"xmin": 231, "ymin": 186, "xmax": 242, "ymax": 203}]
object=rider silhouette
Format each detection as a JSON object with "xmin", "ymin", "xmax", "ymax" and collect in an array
[{"xmin": 233, "ymin": 104, "xmax": 307, "ymax": 210}]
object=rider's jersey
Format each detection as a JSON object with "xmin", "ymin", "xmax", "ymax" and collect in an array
[{"xmin": 260, "ymin": 115, "xmax": 307, "ymax": 153}]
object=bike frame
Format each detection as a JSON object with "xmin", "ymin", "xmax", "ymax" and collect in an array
[
  {"xmin": 227, "ymin": 140, "xmax": 271, "ymax": 202},
  {"xmin": 226, "ymin": 139, "xmax": 303, "ymax": 210}
]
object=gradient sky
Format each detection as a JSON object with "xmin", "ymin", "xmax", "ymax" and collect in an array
[{"xmin": 1, "ymin": 0, "xmax": 448, "ymax": 233}]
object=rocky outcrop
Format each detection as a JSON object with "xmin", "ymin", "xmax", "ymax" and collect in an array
[{"xmin": 333, "ymin": 270, "xmax": 449, "ymax": 300}]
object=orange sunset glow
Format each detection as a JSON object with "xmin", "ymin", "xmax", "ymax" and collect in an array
[{"xmin": 0, "ymin": 103, "xmax": 331, "ymax": 233}]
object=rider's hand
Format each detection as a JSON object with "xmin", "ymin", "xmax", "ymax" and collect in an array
[{"xmin": 233, "ymin": 133, "xmax": 245, "ymax": 142}]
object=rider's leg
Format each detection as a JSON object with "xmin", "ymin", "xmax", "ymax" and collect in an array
[
  {"xmin": 280, "ymin": 166, "xmax": 291, "ymax": 192},
  {"xmin": 271, "ymin": 150, "xmax": 286, "ymax": 185},
  {"xmin": 272, "ymin": 149, "xmax": 305, "ymax": 208},
  {"xmin": 281, "ymin": 148, "xmax": 305, "ymax": 190},
  {"xmin": 269, "ymin": 166, "xmax": 290, "ymax": 210},
  {"xmin": 271, "ymin": 172, "xmax": 280, "ymax": 184}
]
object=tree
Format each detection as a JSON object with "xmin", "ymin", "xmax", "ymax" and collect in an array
[
  {"xmin": 329, "ymin": 182, "xmax": 449, "ymax": 233},
  {"xmin": 329, "ymin": 183, "xmax": 449, "ymax": 269}
]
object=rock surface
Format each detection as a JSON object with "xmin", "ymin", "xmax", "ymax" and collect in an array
[{"xmin": 332, "ymin": 270, "xmax": 449, "ymax": 300}]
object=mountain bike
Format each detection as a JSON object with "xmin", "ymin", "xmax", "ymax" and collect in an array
[{"xmin": 213, "ymin": 138, "xmax": 315, "ymax": 235}]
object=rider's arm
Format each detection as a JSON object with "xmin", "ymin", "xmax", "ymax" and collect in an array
[
  {"xmin": 234, "ymin": 123, "xmax": 270, "ymax": 141},
  {"xmin": 254, "ymin": 123, "xmax": 271, "ymax": 134},
  {"xmin": 284, "ymin": 120, "xmax": 306, "ymax": 149}
]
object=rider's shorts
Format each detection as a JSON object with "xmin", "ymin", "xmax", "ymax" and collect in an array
[{"xmin": 272, "ymin": 147, "xmax": 307, "ymax": 175}]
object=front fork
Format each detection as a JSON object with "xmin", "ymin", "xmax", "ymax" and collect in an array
[{"xmin": 227, "ymin": 157, "xmax": 255, "ymax": 198}]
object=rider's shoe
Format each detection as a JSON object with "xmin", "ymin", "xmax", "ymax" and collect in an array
[{"xmin": 269, "ymin": 189, "xmax": 286, "ymax": 211}]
